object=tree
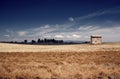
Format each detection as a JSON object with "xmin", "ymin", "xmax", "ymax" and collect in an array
[
  {"xmin": 31, "ymin": 40, "xmax": 36, "ymax": 44},
  {"xmin": 44, "ymin": 38, "xmax": 47, "ymax": 42},
  {"xmin": 37, "ymin": 38, "xmax": 41, "ymax": 43},
  {"xmin": 24, "ymin": 40, "xmax": 27, "ymax": 43}
]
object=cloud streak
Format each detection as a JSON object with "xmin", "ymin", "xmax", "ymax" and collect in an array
[
  {"xmin": 74, "ymin": 7, "xmax": 120, "ymax": 21},
  {"xmin": 4, "ymin": 35, "xmax": 10, "ymax": 37},
  {"xmin": 13, "ymin": 23, "xmax": 120, "ymax": 42},
  {"xmin": 2, "ymin": 7, "xmax": 120, "ymax": 42}
]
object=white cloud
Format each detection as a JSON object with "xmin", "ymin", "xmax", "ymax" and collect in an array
[
  {"xmin": 17, "ymin": 31, "xmax": 27, "ymax": 36},
  {"xmin": 72, "ymin": 34, "xmax": 81, "ymax": 38},
  {"xmin": 14, "ymin": 24, "xmax": 120, "ymax": 42},
  {"xmin": 78, "ymin": 25, "xmax": 98, "ymax": 31},
  {"xmin": 81, "ymin": 26, "xmax": 120, "ymax": 42},
  {"xmin": 66, "ymin": 35, "xmax": 71, "ymax": 38},
  {"xmin": 6, "ymin": 29, "xmax": 13, "ymax": 33},
  {"xmin": 5, "ymin": 13, "xmax": 119, "ymax": 42},
  {"xmin": 74, "ymin": 7, "xmax": 120, "ymax": 21},
  {"xmin": 4, "ymin": 35, "xmax": 10, "ymax": 37},
  {"xmin": 44, "ymin": 25, "xmax": 50, "ymax": 28},
  {"xmin": 2, "ymin": 7, "xmax": 120, "ymax": 42},
  {"xmin": 45, "ymin": 35, "xmax": 52, "ymax": 38},
  {"xmin": 55, "ymin": 35, "xmax": 64, "ymax": 38},
  {"xmin": 68, "ymin": 17, "xmax": 74, "ymax": 22}
]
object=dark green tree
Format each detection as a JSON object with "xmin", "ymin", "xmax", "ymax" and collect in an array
[
  {"xmin": 31, "ymin": 40, "xmax": 36, "ymax": 44},
  {"xmin": 37, "ymin": 38, "xmax": 41, "ymax": 43},
  {"xmin": 24, "ymin": 40, "xmax": 27, "ymax": 43}
]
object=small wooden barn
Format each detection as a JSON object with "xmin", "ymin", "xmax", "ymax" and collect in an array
[{"xmin": 90, "ymin": 35, "xmax": 102, "ymax": 44}]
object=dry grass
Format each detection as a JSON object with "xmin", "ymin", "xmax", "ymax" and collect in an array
[
  {"xmin": 0, "ymin": 43, "xmax": 120, "ymax": 79},
  {"xmin": 0, "ymin": 43, "xmax": 120, "ymax": 52}
]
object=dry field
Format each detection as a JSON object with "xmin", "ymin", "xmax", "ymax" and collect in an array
[{"xmin": 0, "ymin": 43, "xmax": 120, "ymax": 79}]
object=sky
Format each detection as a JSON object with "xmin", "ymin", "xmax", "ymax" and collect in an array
[{"xmin": 0, "ymin": 0, "xmax": 120, "ymax": 42}]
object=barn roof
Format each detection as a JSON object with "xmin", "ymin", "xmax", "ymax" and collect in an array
[{"xmin": 91, "ymin": 35, "xmax": 102, "ymax": 38}]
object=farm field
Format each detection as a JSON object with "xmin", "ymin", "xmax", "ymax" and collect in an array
[{"xmin": 0, "ymin": 43, "xmax": 120, "ymax": 79}]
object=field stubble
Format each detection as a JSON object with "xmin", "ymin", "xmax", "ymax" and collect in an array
[{"xmin": 0, "ymin": 43, "xmax": 120, "ymax": 79}]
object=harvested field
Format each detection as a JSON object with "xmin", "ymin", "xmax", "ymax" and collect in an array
[
  {"xmin": 0, "ymin": 43, "xmax": 120, "ymax": 79},
  {"xmin": 0, "ymin": 43, "xmax": 120, "ymax": 52}
]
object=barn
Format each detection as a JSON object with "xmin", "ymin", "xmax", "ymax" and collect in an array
[{"xmin": 90, "ymin": 35, "xmax": 102, "ymax": 44}]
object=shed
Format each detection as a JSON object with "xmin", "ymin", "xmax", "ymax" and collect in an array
[{"xmin": 91, "ymin": 35, "xmax": 102, "ymax": 44}]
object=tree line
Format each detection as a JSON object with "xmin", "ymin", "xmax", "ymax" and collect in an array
[{"xmin": 10, "ymin": 38, "xmax": 64, "ymax": 44}]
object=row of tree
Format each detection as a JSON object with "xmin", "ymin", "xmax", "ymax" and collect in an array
[{"xmin": 24, "ymin": 38, "xmax": 64, "ymax": 44}]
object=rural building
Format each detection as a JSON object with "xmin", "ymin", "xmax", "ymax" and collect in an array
[{"xmin": 90, "ymin": 35, "xmax": 102, "ymax": 44}]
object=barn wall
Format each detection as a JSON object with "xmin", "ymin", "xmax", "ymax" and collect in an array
[{"xmin": 91, "ymin": 36, "xmax": 102, "ymax": 44}]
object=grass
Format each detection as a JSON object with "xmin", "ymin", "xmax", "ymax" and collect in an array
[
  {"xmin": 0, "ymin": 51, "xmax": 120, "ymax": 79},
  {"xmin": 0, "ymin": 43, "xmax": 120, "ymax": 52},
  {"xmin": 0, "ymin": 43, "xmax": 120, "ymax": 79}
]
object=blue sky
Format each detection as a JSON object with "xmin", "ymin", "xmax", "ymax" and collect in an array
[{"xmin": 0, "ymin": 0, "xmax": 120, "ymax": 42}]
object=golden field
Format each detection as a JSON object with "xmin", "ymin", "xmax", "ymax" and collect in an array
[{"xmin": 0, "ymin": 43, "xmax": 120, "ymax": 79}]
